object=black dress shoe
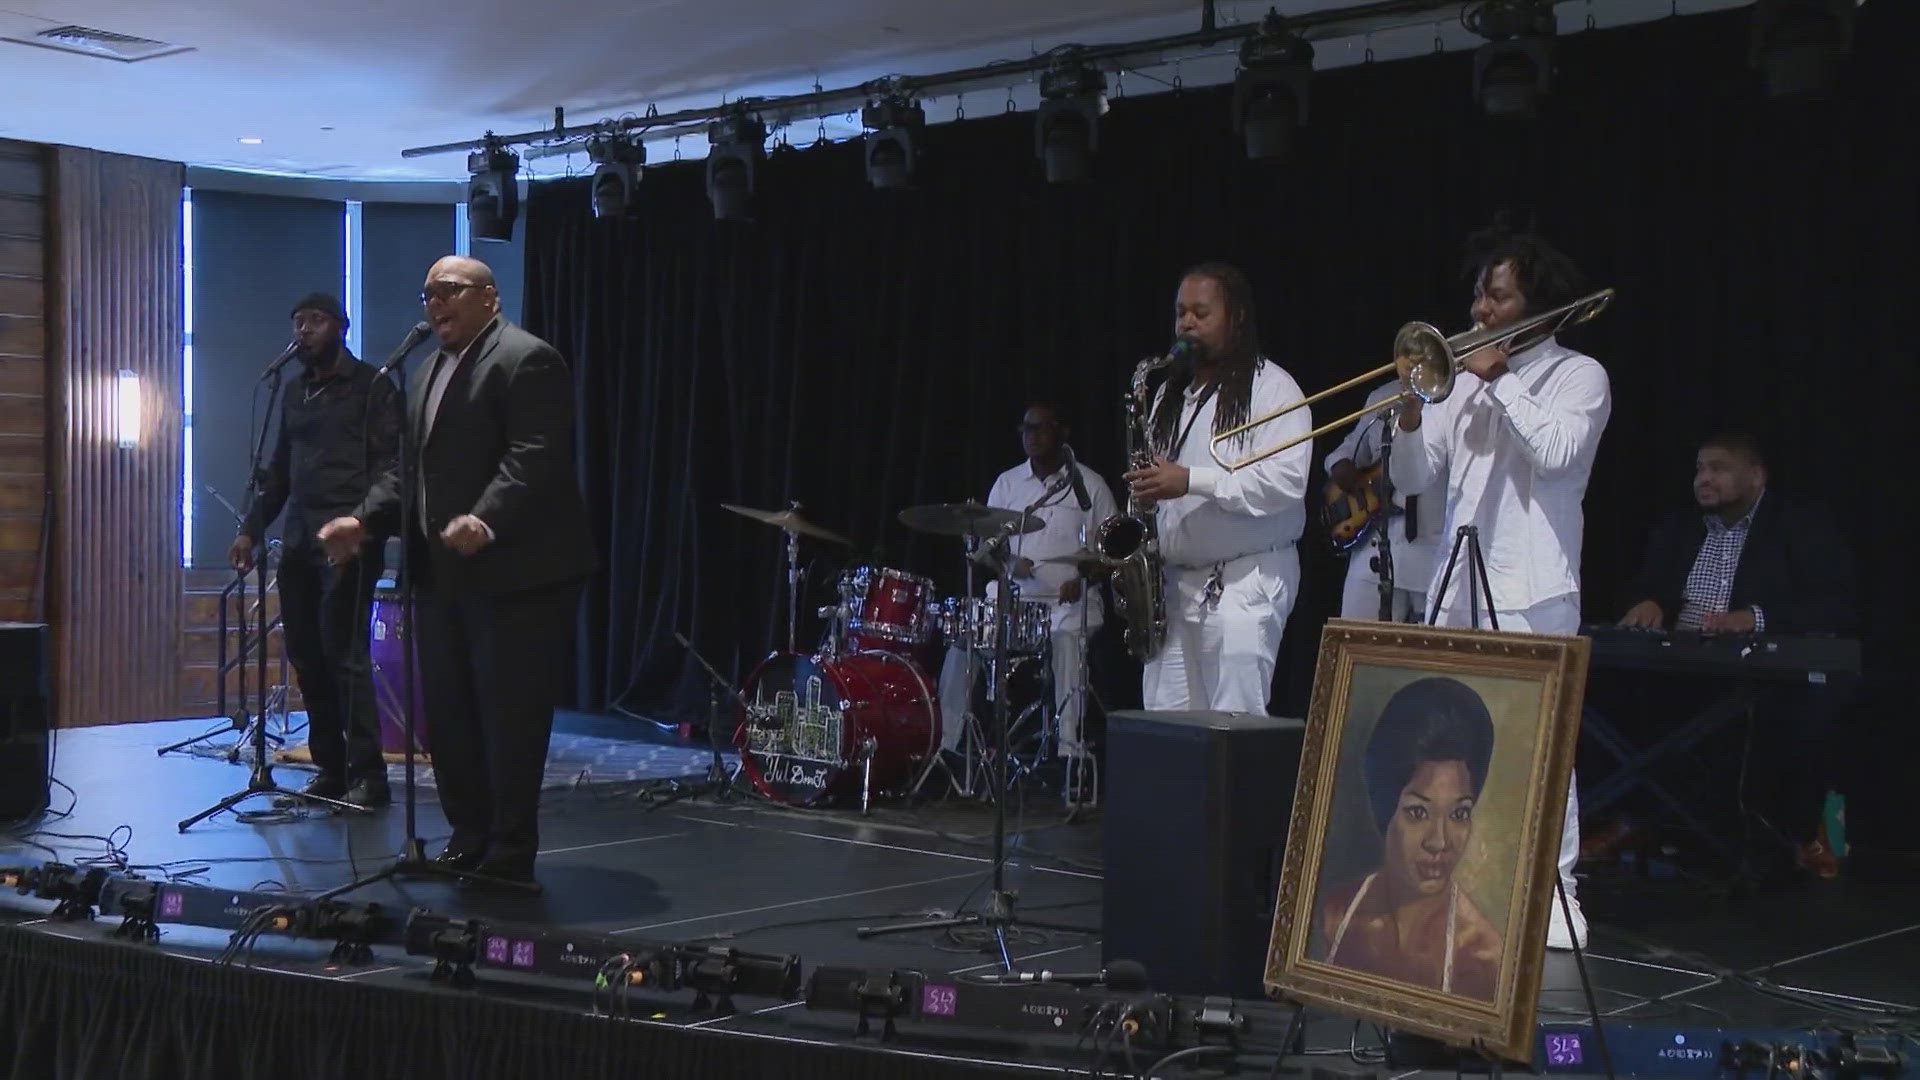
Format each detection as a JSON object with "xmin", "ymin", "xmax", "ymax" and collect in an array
[
  {"xmin": 301, "ymin": 772, "xmax": 349, "ymax": 799},
  {"xmin": 431, "ymin": 848, "xmax": 485, "ymax": 871},
  {"xmin": 459, "ymin": 858, "xmax": 540, "ymax": 893},
  {"xmin": 345, "ymin": 776, "xmax": 391, "ymax": 807}
]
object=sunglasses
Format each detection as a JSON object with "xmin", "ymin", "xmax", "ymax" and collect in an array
[{"xmin": 420, "ymin": 281, "xmax": 483, "ymax": 304}]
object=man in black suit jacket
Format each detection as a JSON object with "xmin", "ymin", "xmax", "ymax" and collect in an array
[
  {"xmin": 1617, "ymin": 433, "xmax": 1857, "ymax": 875},
  {"xmin": 320, "ymin": 255, "xmax": 597, "ymax": 888}
]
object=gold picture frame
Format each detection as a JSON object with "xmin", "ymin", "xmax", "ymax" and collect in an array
[{"xmin": 1264, "ymin": 619, "xmax": 1591, "ymax": 1065}]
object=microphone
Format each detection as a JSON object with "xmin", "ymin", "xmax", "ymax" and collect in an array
[
  {"xmin": 971, "ymin": 960, "xmax": 1148, "ymax": 991},
  {"xmin": 1063, "ymin": 444, "xmax": 1092, "ymax": 511},
  {"xmin": 258, "ymin": 340, "xmax": 300, "ymax": 381},
  {"xmin": 378, "ymin": 321, "xmax": 434, "ymax": 375}
]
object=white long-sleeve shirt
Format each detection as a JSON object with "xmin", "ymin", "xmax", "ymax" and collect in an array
[
  {"xmin": 1155, "ymin": 358, "xmax": 1312, "ymax": 568},
  {"xmin": 987, "ymin": 457, "xmax": 1118, "ymax": 631},
  {"xmin": 1323, "ymin": 379, "xmax": 1448, "ymax": 589},
  {"xmin": 1388, "ymin": 335, "xmax": 1611, "ymax": 615}
]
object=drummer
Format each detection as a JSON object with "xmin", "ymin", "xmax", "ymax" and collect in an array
[{"xmin": 936, "ymin": 403, "xmax": 1117, "ymax": 764}]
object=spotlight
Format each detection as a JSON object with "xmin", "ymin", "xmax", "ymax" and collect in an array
[
  {"xmin": 466, "ymin": 136, "xmax": 520, "ymax": 241},
  {"xmin": 1749, "ymin": 0, "xmax": 1854, "ymax": 100},
  {"xmin": 861, "ymin": 94, "xmax": 925, "ymax": 190},
  {"xmin": 1464, "ymin": 0, "xmax": 1557, "ymax": 118},
  {"xmin": 706, "ymin": 107, "xmax": 766, "ymax": 221},
  {"xmin": 1035, "ymin": 51, "xmax": 1107, "ymax": 184},
  {"xmin": 586, "ymin": 134, "xmax": 646, "ymax": 219},
  {"xmin": 1232, "ymin": 8, "xmax": 1314, "ymax": 161}
]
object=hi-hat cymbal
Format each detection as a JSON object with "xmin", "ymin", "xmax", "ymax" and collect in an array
[
  {"xmin": 721, "ymin": 503, "xmax": 850, "ymax": 545},
  {"xmin": 898, "ymin": 502, "xmax": 1043, "ymax": 538}
]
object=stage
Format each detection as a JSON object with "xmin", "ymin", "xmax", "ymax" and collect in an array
[{"xmin": 2, "ymin": 716, "xmax": 1915, "ymax": 1079}]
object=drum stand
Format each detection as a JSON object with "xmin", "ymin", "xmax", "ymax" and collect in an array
[
  {"xmin": 642, "ymin": 632, "xmax": 747, "ymax": 809},
  {"xmin": 861, "ymin": 512, "xmax": 1095, "ymax": 968}
]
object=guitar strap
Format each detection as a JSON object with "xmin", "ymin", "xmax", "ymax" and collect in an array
[{"xmin": 1405, "ymin": 494, "xmax": 1419, "ymax": 541}]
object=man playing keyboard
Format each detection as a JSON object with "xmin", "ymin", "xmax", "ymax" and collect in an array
[{"xmin": 1616, "ymin": 433, "xmax": 1857, "ymax": 876}]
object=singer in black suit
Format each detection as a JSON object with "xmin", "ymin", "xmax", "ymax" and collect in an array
[
  {"xmin": 320, "ymin": 256, "xmax": 597, "ymax": 888},
  {"xmin": 1616, "ymin": 432, "xmax": 1858, "ymax": 876}
]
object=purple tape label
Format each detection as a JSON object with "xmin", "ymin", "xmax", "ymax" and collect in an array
[
  {"xmin": 158, "ymin": 889, "xmax": 184, "ymax": 918},
  {"xmin": 1546, "ymin": 1034, "xmax": 1584, "ymax": 1067},
  {"xmin": 921, "ymin": 984, "xmax": 957, "ymax": 1017},
  {"xmin": 484, "ymin": 935, "xmax": 510, "ymax": 965}
]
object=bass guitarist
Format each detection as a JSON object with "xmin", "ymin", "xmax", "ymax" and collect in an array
[{"xmin": 1322, "ymin": 379, "xmax": 1446, "ymax": 623}]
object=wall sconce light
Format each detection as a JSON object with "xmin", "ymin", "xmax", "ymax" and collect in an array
[{"xmin": 116, "ymin": 369, "xmax": 140, "ymax": 449}]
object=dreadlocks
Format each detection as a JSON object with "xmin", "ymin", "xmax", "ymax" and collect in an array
[{"xmin": 1149, "ymin": 261, "xmax": 1264, "ymax": 455}]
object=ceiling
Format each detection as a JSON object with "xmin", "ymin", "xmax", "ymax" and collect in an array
[{"xmin": 0, "ymin": 0, "xmax": 1747, "ymax": 182}]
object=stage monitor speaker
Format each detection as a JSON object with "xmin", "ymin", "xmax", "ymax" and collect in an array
[
  {"xmin": 1102, "ymin": 710, "xmax": 1304, "ymax": 999},
  {"xmin": 0, "ymin": 622, "xmax": 50, "ymax": 821}
]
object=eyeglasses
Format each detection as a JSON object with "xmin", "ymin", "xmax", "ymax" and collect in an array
[
  {"xmin": 1017, "ymin": 422, "xmax": 1059, "ymax": 434},
  {"xmin": 420, "ymin": 281, "xmax": 481, "ymax": 304}
]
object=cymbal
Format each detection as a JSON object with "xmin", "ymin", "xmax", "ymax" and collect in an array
[
  {"xmin": 721, "ymin": 503, "xmax": 850, "ymax": 545},
  {"xmin": 898, "ymin": 502, "xmax": 1043, "ymax": 538}
]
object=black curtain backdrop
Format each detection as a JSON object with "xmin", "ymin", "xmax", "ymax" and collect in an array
[{"xmin": 523, "ymin": 5, "xmax": 1918, "ymax": 845}]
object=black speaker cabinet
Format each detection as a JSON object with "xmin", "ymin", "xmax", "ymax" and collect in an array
[
  {"xmin": 0, "ymin": 622, "xmax": 50, "ymax": 821},
  {"xmin": 1102, "ymin": 709, "xmax": 1305, "ymax": 998}
]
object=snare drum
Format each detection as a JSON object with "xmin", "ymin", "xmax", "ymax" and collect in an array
[
  {"xmin": 846, "ymin": 566, "xmax": 939, "ymax": 651},
  {"xmin": 938, "ymin": 596, "xmax": 1052, "ymax": 656}
]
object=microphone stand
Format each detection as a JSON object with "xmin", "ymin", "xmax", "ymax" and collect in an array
[
  {"xmin": 858, "ymin": 473, "xmax": 1095, "ymax": 969},
  {"xmin": 179, "ymin": 353, "xmax": 368, "ymax": 830},
  {"xmin": 1373, "ymin": 405, "xmax": 1399, "ymax": 623},
  {"xmin": 318, "ymin": 327, "xmax": 532, "ymax": 898}
]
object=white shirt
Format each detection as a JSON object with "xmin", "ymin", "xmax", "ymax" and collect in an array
[
  {"xmin": 1154, "ymin": 358, "xmax": 1312, "ymax": 568},
  {"xmin": 987, "ymin": 457, "xmax": 1118, "ymax": 632},
  {"xmin": 1323, "ymin": 379, "xmax": 1448, "ymax": 589},
  {"xmin": 1389, "ymin": 335, "xmax": 1611, "ymax": 615}
]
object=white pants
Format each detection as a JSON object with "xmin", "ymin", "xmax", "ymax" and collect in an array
[
  {"xmin": 1436, "ymin": 594, "xmax": 1583, "ymax": 899},
  {"xmin": 1142, "ymin": 549, "xmax": 1297, "ymax": 714},
  {"xmin": 1339, "ymin": 559, "xmax": 1427, "ymax": 624},
  {"xmin": 935, "ymin": 626, "xmax": 1091, "ymax": 757}
]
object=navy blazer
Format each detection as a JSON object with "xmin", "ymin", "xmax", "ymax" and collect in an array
[{"xmin": 1627, "ymin": 492, "xmax": 1857, "ymax": 635}]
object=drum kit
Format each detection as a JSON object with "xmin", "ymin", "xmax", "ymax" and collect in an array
[{"xmin": 721, "ymin": 498, "xmax": 1076, "ymax": 813}]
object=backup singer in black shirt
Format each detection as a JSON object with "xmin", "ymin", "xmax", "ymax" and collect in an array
[{"xmin": 233, "ymin": 292, "xmax": 401, "ymax": 806}]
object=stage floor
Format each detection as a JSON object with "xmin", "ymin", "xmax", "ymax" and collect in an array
[{"xmin": 3, "ymin": 716, "xmax": 1916, "ymax": 1078}]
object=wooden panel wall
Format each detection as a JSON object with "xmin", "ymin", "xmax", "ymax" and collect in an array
[
  {"xmin": 0, "ymin": 141, "xmax": 47, "ymax": 626},
  {"xmin": 49, "ymin": 147, "xmax": 185, "ymax": 726}
]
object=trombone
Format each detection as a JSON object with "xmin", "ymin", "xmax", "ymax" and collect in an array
[{"xmin": 1208, "ymin": 288, "xmax": 1614, "ymax": 471}]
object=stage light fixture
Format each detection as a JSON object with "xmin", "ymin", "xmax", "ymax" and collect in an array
[
  {"xmin": 1464, "ymin": 0, "xmax": 1557, "ymax": 118},
  {"xmin": 586, "ymin": 134, "xmax": 646, "ymax": 219},
  {"xmin": 861, "ymin": 94, "xmax": 925, "ymax": 190},
  {"xmin": 1034, "ymin": 52, "xmax": 1107, "ymax": 184},
  {"xmin": 465, "ymin": 136, "xmax": 520, "ymax": 241},
  {"xmin": 1749, "ymin": 0, "xmax": 1854, "ymax": 100},
  {"xmin": 1232, "ymin": 9, "xmax": 1315, "ymax": 161},
  {"xmin": 706, "ymin": 107, "xmax": 766, "ymax": 221}
]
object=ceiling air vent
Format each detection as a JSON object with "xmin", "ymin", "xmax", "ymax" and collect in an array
[{"xmin": 5, "ymin": 24, "xmax": 192, "ymax": 62}]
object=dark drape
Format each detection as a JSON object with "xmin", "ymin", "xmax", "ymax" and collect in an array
[{"xmin": 523, "ymin": 4, "xmax": 1918, "ymax": 844}]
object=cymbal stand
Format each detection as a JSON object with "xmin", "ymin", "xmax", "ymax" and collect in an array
[
  {"xmin": 861, "ymin": 487, "xmax": 1094, "ymax": 967},
  {"xmin": 784, "ymin": 502, "xmax": 803, "ymax": 654},
  {"xmin": 907, "ymin": 534, "xmax": 985, "ymax": 802}
]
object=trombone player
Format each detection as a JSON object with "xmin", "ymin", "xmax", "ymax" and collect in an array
[
  {"xmin": 1123, "ymin": 262, "xmax": 1312, "ymax": 715},
  {"xmin": 1388, "ymin": 228, "xmax": 1612, "ymax": 951}
]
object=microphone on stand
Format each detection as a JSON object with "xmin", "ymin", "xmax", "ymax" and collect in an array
[
  {"xmin": 1063, "ymin": 444, "xmax": 1092, "ymax": 511},
  {"xmin": 379, "ymin": 321, "xmax": 435, "ymax": 375},
  {"xmin": 257, "ymin": 340, "xmax": 300, "ymax": 381},
  {"xmin": 970, "ymin": 960, "xmax": 1148, "ymax": 990}
]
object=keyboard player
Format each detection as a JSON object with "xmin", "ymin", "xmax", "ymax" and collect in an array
[{"xmin": 1615, "ymin": 433, "xmax": 1858, "ymax": 876}]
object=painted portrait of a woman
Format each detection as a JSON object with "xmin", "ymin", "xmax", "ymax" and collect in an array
[{"xmin": 1310, "ymin": 676, "xmax": 1503, "ymax": 1002}]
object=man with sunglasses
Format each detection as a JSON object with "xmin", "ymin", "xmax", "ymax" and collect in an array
[{"xmin": 320, "ymin": 257, "xmax": 596, "ymax": 890}]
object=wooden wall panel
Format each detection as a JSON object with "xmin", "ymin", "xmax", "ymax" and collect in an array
[
  {"xmin": 0, "ymin": 139, "xmax": 47, "ymax": 647},
  {"xmin": 49, "ymin": 146, "xmax": 184, "ymax": 727}
]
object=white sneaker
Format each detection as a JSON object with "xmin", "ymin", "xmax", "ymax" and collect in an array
[{"xmin": 1546, "ymin": 886, "xmax": 1588, "ymax": 951}]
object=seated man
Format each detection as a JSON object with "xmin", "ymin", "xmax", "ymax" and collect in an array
[{"xmin": 1617, "ymin": 432, "xmax": 1858, "ymax": 875}]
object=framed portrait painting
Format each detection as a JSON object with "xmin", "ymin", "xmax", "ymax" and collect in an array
[{"xmin": 1263, "ymin": 619, "xmax": 1590, "ymax": 1064}]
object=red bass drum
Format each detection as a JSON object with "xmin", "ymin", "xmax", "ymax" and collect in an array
[{"xmin": 736, "ymin": 650, "xmax": 940, "ymax": 808}]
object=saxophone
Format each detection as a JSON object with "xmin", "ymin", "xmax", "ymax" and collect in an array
[{"xmin": 1091, "ymin": 343, "xmax": 1184, "ymax": 662}]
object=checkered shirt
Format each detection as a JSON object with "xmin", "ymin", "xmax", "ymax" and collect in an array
[{"xmin": 1675, "ymin": 493, "xmax": 1764, "ymax": 631}]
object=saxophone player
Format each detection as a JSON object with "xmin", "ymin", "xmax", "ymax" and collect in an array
[{"xmin": 1124, "ymin": 262, "xmax": 1313, "ymax": 714}]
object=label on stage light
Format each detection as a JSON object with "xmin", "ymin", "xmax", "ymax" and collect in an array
[
  {"xmin": 921, "ymin": 984, "xmax": 957, "ymax": 1017},
  {"xmin": 1545, "ymin": 1033, "xmax": 1584, "ymax": 1067}
]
